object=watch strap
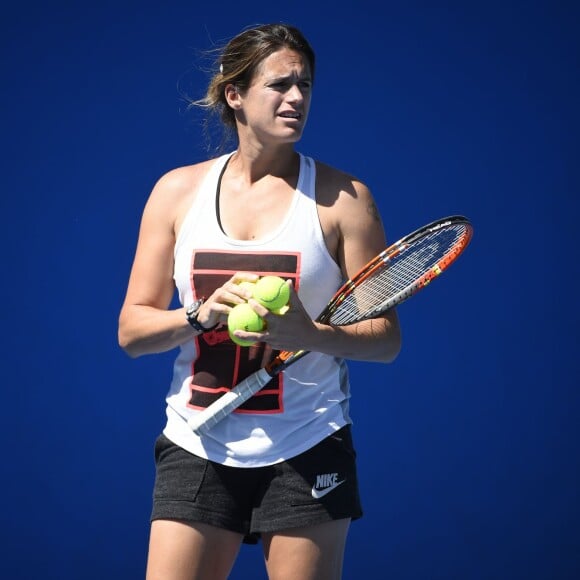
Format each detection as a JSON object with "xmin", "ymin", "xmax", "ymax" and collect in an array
[{"xmin": 186, "ymin": 299, "xmax": 218, "ymax": 333}]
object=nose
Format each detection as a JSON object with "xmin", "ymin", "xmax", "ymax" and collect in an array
[{"xmin": 287, "ymin": 83, "xmax": 304, "ymax": 103}]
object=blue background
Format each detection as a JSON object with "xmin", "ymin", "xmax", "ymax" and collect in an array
[{"xmin": 2, "ymin": 1, "xmax": 578, "ymax": 578}]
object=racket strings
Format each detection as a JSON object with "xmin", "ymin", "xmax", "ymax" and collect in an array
[{"xmin": 328, "ymin": 225, "xmax": 467, "ymax": 325}]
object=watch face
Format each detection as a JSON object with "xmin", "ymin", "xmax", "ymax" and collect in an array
[
  {"xmin": 186, "ymin": 299, "xmax": 205, "ymax": 330},
  {"xmin": 186, "ymin": 298, "xmax": 218, "ymax": 333}
]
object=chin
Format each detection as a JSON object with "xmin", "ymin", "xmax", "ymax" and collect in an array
[
  {"xmin": 256, "ymin": 125, "xmax": 305, "ymax": 145},
  {"xmin": 279, "ymin": 128, "xmax": 305, "ymax": 143}
]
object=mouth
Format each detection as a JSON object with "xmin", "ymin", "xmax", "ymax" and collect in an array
[{"xmin": 278, "ymin": 111, "xmax": 302, "ymax": 120}]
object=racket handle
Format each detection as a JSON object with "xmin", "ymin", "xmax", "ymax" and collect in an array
[{"xmin": 187, "ymin": 367, "xmax": 273, "ymax": 435}]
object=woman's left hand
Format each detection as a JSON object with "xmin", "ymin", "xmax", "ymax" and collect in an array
[{"xmin": 234, "ymin": 281, "xmax": 318, "ymax": 351}]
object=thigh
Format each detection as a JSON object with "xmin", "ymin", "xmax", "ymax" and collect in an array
[
  {"xmin": 147, "ymin": 519, "xmax": 243, "ymax": 580},
  {"xmin": 262, "ymin": 519, "xmax": 350, "ymax": 580}
]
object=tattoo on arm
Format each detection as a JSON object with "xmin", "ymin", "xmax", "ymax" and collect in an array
[{"xmin": 367, "ymin": 199, "xmax": 381, "ymax": 222}]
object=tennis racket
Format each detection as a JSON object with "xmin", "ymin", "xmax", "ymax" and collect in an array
[{"xmin": 188, "ymin": 215, "xmax": 473, "ymax": 435}]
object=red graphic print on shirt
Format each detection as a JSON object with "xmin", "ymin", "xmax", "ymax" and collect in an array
[{"xmin": 187, "ymin": 250, "xmax": 300, "ymax": 414}]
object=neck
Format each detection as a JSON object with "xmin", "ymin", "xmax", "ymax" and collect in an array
[{"xmin": 229, "ymin": 141, "xmax": 299, "ymax": 183}]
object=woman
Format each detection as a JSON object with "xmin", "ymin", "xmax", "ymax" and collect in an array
[{"xmin": 119, "ymin": 23, "xmax": 401, "ymax": 579}]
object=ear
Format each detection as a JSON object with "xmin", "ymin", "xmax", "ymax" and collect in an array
[{"xmin": 224, "ymin": 84, "xmax": 242, "ymax": 110}]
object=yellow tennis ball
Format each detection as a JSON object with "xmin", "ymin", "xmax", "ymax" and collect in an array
[
  {"xmin": 227, "ymin": 303, "xmax": 265, "ymax": 347},
  {"xmin": 253, "ymin": 276, "xmax": 290, "ymax": 311}
]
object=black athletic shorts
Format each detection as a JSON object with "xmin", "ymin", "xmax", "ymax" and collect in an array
[{"xmin": 151, "ymin": 425, "xmax": 363, "ymax": 543}]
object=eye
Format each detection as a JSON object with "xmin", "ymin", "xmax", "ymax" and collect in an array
[
  {"xmin": 268, "ymin": 79, "xmax": 312, "ymax": 93},
  {"xmin": 270, "ymin": 80, "xmax": 290, "ymax": 90}
]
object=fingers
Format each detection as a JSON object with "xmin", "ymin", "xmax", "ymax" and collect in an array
[
  {"xmin": 217, "ymin": 275, "xmax": 309, "ymax": 349},
  {"xmin": 231, "ymin": 272, "xmax": 260, "ymax": 285},
  {"xmin": 197, "ymin": 273, "xmax": 260, "ymax": 327},
  {"xmin": 208, "ymin": 273, "xmax": 259, "ymax": 306}
]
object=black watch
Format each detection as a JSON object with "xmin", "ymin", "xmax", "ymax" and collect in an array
[{"xmin": 185, "ymin": 299, "xmax": 217, "ymax": 333}]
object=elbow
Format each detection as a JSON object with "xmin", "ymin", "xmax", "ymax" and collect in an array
[
  {"xmin": 121, "ymin": 345, "xmax": 141, "ymax": 359},
  {"xmin": 376, "ymin": 331, "xmax": 402, "ymax": 364},
  {"xmin": 118, "ymin": 309, "xmax": 146, "ymax": 358},
  {"xmin": 380, "ymin": 316, "xmax": 402, "ymax": 363},
  {"xmin": 349, "ymin": 336, "xmax": 401, "ymax": 364},
  {"xmin": 380, "ymin": 340, "xmax": 401, "ymax": 364},
  {"xmin": 118, "ymin": 328, "xmax": 142, "ymax": 359}
]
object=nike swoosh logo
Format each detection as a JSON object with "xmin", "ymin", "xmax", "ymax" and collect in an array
[{"xmin": 311, "ymin": 479, "xmax": 345, "ymax": 499}]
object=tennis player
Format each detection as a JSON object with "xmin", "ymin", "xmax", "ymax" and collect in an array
[{"xmin": 119, "ymin": 23, "xmax": 401, "ymax": 579}]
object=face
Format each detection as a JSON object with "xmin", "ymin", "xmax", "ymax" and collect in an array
[{"xmin": 228, "ymin": 48, "xmax": 313, "ymax": 144}]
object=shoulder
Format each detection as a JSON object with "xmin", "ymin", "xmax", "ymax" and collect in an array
[
  {"xmin": 150, "ymin": 158, "xmax": 217, "ymax": 203},
  {"xmin": 312, "ymin": 159, "xmax": 378, "ymax": 224},
  {"xmin": 309, "ymin": 159, "xmax": 385, "ymax": 268},
  {"xmin": 313, "ymin": 159, "xmax": 373, "ymax": 206},
  {"xmin": 142, "ymin": 158, "xmax": 219, "ymax": 223}
]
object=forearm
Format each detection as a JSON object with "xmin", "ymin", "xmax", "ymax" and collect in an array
[
  {"xmin": 307, "ymin": 316, "xmax": 401, "ymax": 363},
  {"xmin": 118, "ymin": 305, "xmax": 197, "ymax": 358}
]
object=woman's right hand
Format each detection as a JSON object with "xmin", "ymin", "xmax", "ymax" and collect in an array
[{"xmin": 195, "ymin": 272, "xmax": 261, "ymax": 330}]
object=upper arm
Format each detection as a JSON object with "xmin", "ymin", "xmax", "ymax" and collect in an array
[
  {"xmin": 340, "ymin": 187, "xmax": 385, "ymax": 278},
  {"xmin": 316, "ymin": 165, "xmax": 401, "ymax": 356},
  {"xmin": 335, "ymin": 178, "xmax": 401, "ymax": 338},
  {"xmin": 317, "ymin": 165, "xmax": 397, "ymax": 325},
  {"xmin": 331, "ymin": 175, "xmax": 387, "ymax": 281},
  {"xmin": 121, "ymin": 184, "xmax": 177, "ymax": 314},
  {"xmin": 315, "ymin": 162, "xmax": 387, "ymax": 279},
  {"xmin": 120, "ymin": 166, "xmax": 200, "ymax": 313}
]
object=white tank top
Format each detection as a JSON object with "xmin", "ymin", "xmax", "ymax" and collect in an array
[{"xmin": 163, "ymin": 152, "xmax": 351, "ymax": 467}]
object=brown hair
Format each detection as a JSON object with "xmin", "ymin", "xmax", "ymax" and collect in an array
[{"xmin": 198, "ymin": 23, "xmax": 315, "ymax": 132}]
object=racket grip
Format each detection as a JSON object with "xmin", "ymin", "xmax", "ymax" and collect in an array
[{"xmin": 187, "ymin": 368, "xmax": 272, "ymax": 435}]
